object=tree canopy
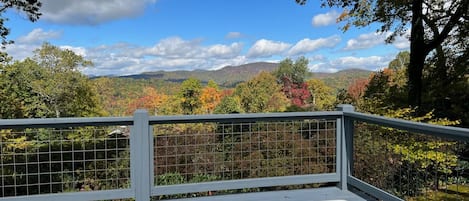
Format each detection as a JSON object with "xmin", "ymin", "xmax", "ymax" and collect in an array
[
  {"xmin": 178, "ymin": 78, "xmax": 202, "ymax": 114},
  {"xmin": 273, "ymin": 56, "xmax": 310, "ymax": 85},
  {"xmin": 234, "ymin": 71, "xmax": 289, "ymax": 113},
  {"xmin": 296, "ymin": 0, "xmax": 468, "ymax": 107},
  {"xmin": 274, "ymin": 57, "xmax": 311, "ymax": 108},
  {"xmin": 0, "ymin": 43, "xmax": 99, "ymax": 118}
]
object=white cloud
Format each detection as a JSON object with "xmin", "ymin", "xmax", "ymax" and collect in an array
[
  {"xmin": 7, "ymin": 32, "xmax": 251, "ymax": 76},
  {"xmin": 7, "ymin": 30, "xmax": 399, "ymax": 76},
  {"xmin": 393, "ymin": 37, "xmax": 409, "ymax": 49},
  {"xmin": 312, "ymin": 10, "xmax": 340, "ymax": 27},
  {"xmin": 288, "ymin": 36, "xmax": 341, "ymax": 55},
  {"xmin": 79, "ymin": 37, "xmax": 248, "ymax": 75},
  {"xmin": 344, "ymin": 30, "xmax": 410, "ymax": 50},
  {"xmin": 134, "ymin": 37, "xmax": 243, "ymax": 59},
  {"xmin": 344, "ymin": 32, "xmax": 386, "ymax": 50},
  {"xmin": 206, "ymin": 43, "xmax": 243, "ymax": 58},
  {"xmin": 246, "ymin": 39, "xmax": 291, "ymax": 58},
  {"xmin": 310, "ymin": 55, "xmax": 392, "ymax": 73},
  {"xmin": 142, "ymin": 37, "xmax": 202, "ymax": 58},
  {"xmin": 17, "ymin": 28, "xmax": 62, "ymax": 44},
  {"xmin": 225, "ymin": 32, "xmax": 243, "ymax": 39},
  {"xmin": 60, "ymin": 45, "xmax": 87, "ymax": 57},
  {"xmin": 331, "ymin": 56, "xmax": 389, "ymax": 69},
  {"xmin": 40, "ymin": 0, "xmax": 157, "ymax": 25},
  {"xmin": 309, "ymin": 54, "xmax": 327, "ymax": 62},
  {"xmin": 393, "ymin": 29, "xmax": 410, "ymax": 49},
  {"xmin": 6, "ymin": 29, "xmax": 62, "ymax": 60},
  {"xmin": 309, "ymin": 63, "xmax": 339, "ymax": 73},
  {"xmin": 5, "ymin": 43, "xmax": 38, "ymax": 60}
]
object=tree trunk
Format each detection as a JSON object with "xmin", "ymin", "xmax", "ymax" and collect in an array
[{"xmin": 408, "ymin": 0, "xmax": 427, "ymax": 107}]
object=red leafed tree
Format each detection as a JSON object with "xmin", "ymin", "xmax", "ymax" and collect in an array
[
  {"xmin": 290, "ymin": 82, "xmax": 311, "ymax": 107},
  {"xmin": 281, "ymin": 77, "xmax": 311, "ymax": 107},
  {"xmin": 347, "ymin": 78, "xmax": 369, "ymax": 103}
]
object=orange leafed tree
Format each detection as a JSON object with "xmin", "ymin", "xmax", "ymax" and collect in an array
[
  {"xmin": 200, "ymin": 87, "xmax": 222, "ymax": 114},
  {"xmin": 127, "ymin": 87, "xmax": 168, "ymax": 115}
]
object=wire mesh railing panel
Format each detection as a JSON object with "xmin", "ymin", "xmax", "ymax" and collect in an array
[
  {"xmin": 0, "ymin": 126, "xmax": 131, "ymax": 198},
  {"xmin": 352, "ymin": 122, "xmax": 469, "ymax": 200},
  {"xmin": 153, "ymin": 119, "xmax": 337, "ymax": 186}
]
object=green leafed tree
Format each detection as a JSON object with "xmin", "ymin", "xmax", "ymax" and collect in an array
[
  {"xmin": 0, "ymin": 43, "xmax": 99, "ymax": 118},
  {"xmin": 273, "ymin": 56, "xmax": 310, "ymax": 85},
  {"xmin": 206, "ymin": 79, "xmax": 219, "ymax": 89},
  {"xmin": 0, "ymin": 58, "xmax": 45, "ymax": 118},
  {"xmin": 33, "ymin": 42, "xmax": 93, "ymax": 71},
  {"xmin": 295, "ymin": 0, "xmax": 468, "ymax": 107},
  {"xmin": 234, "ymin": 71, "xmax": 289, "ymax": 113},
  {"xmin": 178, "ymin": 77, "xmax": 202, "ymax": 114},
  {"xmin": 213, "ymin": 96, "xmax": 243, "ymax": 114}
]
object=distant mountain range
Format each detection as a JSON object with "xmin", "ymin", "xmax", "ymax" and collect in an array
[{"xmin": 118, "ymin": 62, "xmax": 372, "ymax": 89}]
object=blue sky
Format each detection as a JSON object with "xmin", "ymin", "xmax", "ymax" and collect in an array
[{"xmin": 5, "ymin": 0, "xmax": 409, "ymax": 76}]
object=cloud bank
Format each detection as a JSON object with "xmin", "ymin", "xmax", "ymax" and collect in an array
[
  {"xmin": 40, "ymin": 0, "xmax": 157, "ymax": 25},
  {"xmin": 7, "ymin": 29, "xmax": 404, "ymax": 76}
]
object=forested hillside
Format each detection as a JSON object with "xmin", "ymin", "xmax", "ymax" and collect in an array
[
  {"xmin": 119, "ymin": 62, "xmax": 280, "ymax": 87},
  {"xmin": 116, "ymin": 62, "xmax": 371, "ymax": 89}
]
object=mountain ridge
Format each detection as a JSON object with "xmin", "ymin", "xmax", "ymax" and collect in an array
[{"xmin": 117, "ymin": 62, "xmax": 372, "ymax": 89}]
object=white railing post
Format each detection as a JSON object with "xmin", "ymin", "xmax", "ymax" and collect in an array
[
  {"xmin": 336, "ymin": 104, "xmax": 355, "ymax": 190},
  {"xmin": 130, "ymin": 110, "xmax": 151, "ymax": 201}
]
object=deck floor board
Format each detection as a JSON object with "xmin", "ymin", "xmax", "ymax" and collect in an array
[{"xmin": 165, "ymin": 187, "xmax": 369, "ymax": 201}]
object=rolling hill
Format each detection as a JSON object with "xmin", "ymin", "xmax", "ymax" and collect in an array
[{"xmin": 118, "ymin": 62, "xmax": 372, "ymax": 90}]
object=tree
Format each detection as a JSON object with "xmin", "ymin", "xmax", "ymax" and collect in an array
[
  {"xmin": 273, "ymin": 57, "xmax": 310, "ymax": 85},
  {"xmin": 213, "ymin": 96, "xmax": 243, "ymax": 114},
  {"xmin": 34, "ymin": 42, "xmax": 93, "ymax": 71},
  {"xmin": 234, "ymin": 71, "xmax": 289, "ymax": 113},
  {"xmin": 31, "ymin": 43, "xmax": 97, "ymax": 117},
  {"xmin": 306, "ymin": 79, "xmax": 335, "ymax": 110},
  {"xmin": 0, "ymin": 58, "xmax": 42, "ymax": 118},
  {"xmin": 0, "ymin": 43, "xmax": 99, "ymax": 118},
  {"xmin": 274, "ymin": 57, "xmax": 311, "ymax": 107},
  {"xmin": 0, "ymin": 0, "xmax": 41, "ymax": 48},
  {"xmin": 296, "ymin": 0, "xmax": 468, "ymax": 107},
  {"xmin": 362, "ymin": 52, "xmax": 409, "ymax": 113},
  {"xmin": 178, "ymin": 78, "xmax": 202, "ymax": 114},
  {"xmin": 200, "ymin": 84, "xmax": 222, "ymax": 114},
  {"xmin": 206, "ymin": 79, "xmax": 219, "ymax": 89},
  {"xmin": 127, "ymin": 87, "xmax": 168, "ymax": 116},
  {"xmin": 347, "ymin": 78, "xmax": 369, "ymax": 105}
]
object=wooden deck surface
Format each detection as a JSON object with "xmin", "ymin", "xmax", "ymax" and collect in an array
[{"xmin": 166, "ymin": 187, "xmax": 369, "ymax": 201}]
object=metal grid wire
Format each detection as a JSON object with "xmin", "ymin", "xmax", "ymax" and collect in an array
[
  {"xmin": 352, "ymin": 122, "xmax": 469, "ymax": 200},
  {"xmin": 153, "ymin": 119, "xmax": 337, "ymax": 186},
  {"xmin": 0, "ymin": 126, "xmax": 130, "ymax": 197}
]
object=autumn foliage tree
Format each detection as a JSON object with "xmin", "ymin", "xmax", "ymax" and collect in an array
[
  {"xmin": 200, "ymin": 85, "xmax": 222, "ymax": 114},
  {"xmin": 127, "ymin": 87, "xmax": 168, "ymax": 115},
  {"xmin": 274, "ymin": 57, "xmax": 311, "ymax": 107},
  {"xmin": 346, "ymin": 78, "xmax": 369, "ymax": 104}
]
